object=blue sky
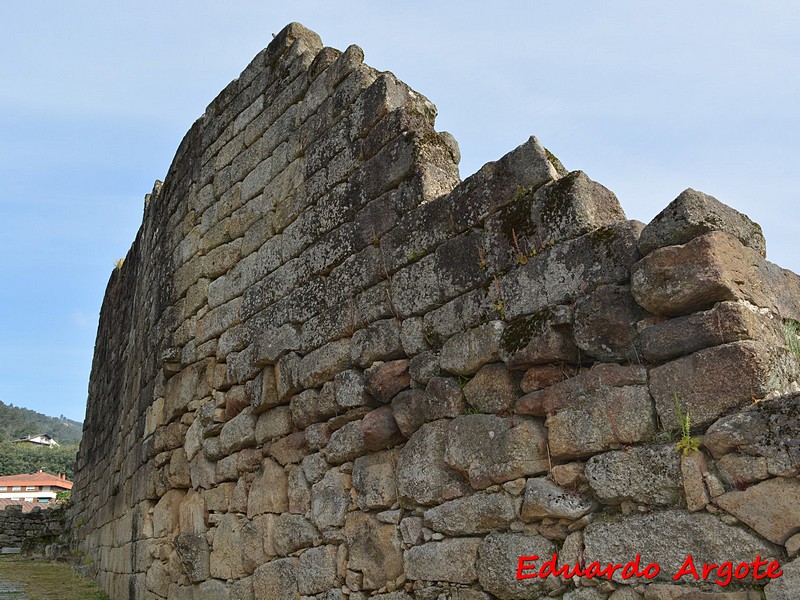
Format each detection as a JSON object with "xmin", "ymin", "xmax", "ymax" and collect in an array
[{"xmin": 1, "ymin": 1, "xmax": 798, "ymax": 422}]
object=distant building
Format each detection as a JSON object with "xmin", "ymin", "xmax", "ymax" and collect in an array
[
  {"xmin": 0, "ymin": 470, "xmax": 73, "ymax": 504},
  {"xmin": 12, "ymin": 434, "xmax": 59, "ymax": 448}
]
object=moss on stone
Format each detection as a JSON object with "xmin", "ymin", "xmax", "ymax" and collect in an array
[{"xmin": 501, "ymin": 306, "xmax": 556, "ymax": 355}]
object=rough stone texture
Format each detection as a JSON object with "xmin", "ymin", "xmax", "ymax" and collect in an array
[
  {"xmin": 574, "ymin": 284, "xmax": 649, "ymax": 362},
  {"xmin": 681, "ymin": 450, "xmax": 711, "ymax": 512},
  {"xmin": 715, "ymin": 477, "xmax": 800, "ymax": 544},
  {"xmin": 650, "ymin": 340, "xmax": 795, "ymax": 430},
  {"xmin": 344, "ymin": 512, "xmax": 403, "ymax": 590},
  {"xmin": 462, "ymin": 363, "xmax": 519, "ymax": 414},
  {"xmin": 404, "ymin": 538, "xmax": 480, "ymax": 584},
  {"xmin": 445, "ymin": 415, "xmax": 549, "ymax": 489},
  {"xmin": 639, "ymin": 300, "xmax": 784, "ymax": 363},
  {"xmin": 423, "ymin": 492, "xmax": 517, "ymax": 535},
  {"xmin": 631, "ymin": 231, "xmax": 777, "ymax": 317},
  {"xmin": 529, "ymin": 170, "xmax": 627, "ymax": 245},
  {"xmin": 68, "ymin": 21, "xmax": 800, "ymax": 600},
  {"xmin": 498, "ymin": 305, "xmax": 579, "ymax": 367},
  {"xmin": 638, "ymin": 188, "xmax": 766, "ymax": 258},
  {"xmin": 396, "ymin": 421, "xmax": 465, "ymax": 505},
  {"xmin": 477, "ymin": 533, "xmax": 556, "ymax": 599},
  {"xmin": 585, "ymin": 445, "xmax": 682, "ymax": 505},
  {"xmin": 364, "ymin": 360, "xmax": 411, "ymax": 403},
  {"xmin": 583, "ymin": 511, "xmax": 780, "ymax": 584},
  {"xmin": 520, "ymin": 477, "xmax": 594, "ymax": 521},
  {"xmin": 352, "ymin": 450, "xmax": 398, "ymax": 510},
  {"xmin": 360, "ymin": 405, "xmax": 405, "ymax": 451},
  {"xmin": 765, "ymin": 556, "xmax": 800, "ymax": 600},
  {"xmin": 440, "ymin": 321, "xmax": 505, "ymax": 375},
  {"xmin": 543, "ymin": 385, "xmax": 656, "ymax": 459}
]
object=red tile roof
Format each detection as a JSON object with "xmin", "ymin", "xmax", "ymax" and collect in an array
[
  {"xmin": 0, "ymin": 499, "xmax": 48, "ymax": 513},
  {"xmin": 0, "ymin": 471, "xmax": 73, "ymax": 490}
]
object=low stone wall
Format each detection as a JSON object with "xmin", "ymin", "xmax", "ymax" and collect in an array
[
  {"xmin": 69, "ymin": 22, "xmax": 800, "ymax": 600},
  {"xmin": 0, "ymin": 504, "xmax": 66, "ymax": 554}
]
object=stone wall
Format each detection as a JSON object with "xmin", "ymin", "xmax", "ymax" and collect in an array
[
  {"xmin": 0, "ymin": 504, "xmax": 66, "ymax": 553},
  {"xmin": 70, "ymin": 22, "xmax": 800, "ymax": 600}
]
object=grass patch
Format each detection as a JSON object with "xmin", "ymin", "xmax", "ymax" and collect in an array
[{"xmin": 0, "ymin": 557, "xmax": 108, "ymax": 600}]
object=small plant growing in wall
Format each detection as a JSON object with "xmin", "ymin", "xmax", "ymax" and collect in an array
[
  {"xmin": 491, "ymin": 275, "xmax": 506, "ymax": 318},
  {"xmin": 783, "ymin": 319, "xmax": 800, "ymax": 366},
  {"xmin": 477, "ymin": 244, "xmax": 488, "ymax": 271},
  {"xmin": 674, "ymin": 395, "xmax": 700, "ymax": 455},
  {"xmin": 512, "ymin": 229, "xmax": 528, "ymax": 265}
]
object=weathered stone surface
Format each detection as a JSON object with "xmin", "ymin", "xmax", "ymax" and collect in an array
[
  {"xmin": 445, "ymin": 415, "xmax": 549, "ymax": 489},
  {"xmin": 477, "ymin": 533, "xmax": 555, "ymax": 599},
  {"xmin": 585, "ymin": 445, "xmax": 682, "ymax": 505},
  {"xmin": 352, "ymin": 318, "xmax": 403, "ymax": 367},
  {"xmin": 574, "ymin": 285, "xmax": 649, "ymax": 362},
  {"xmin": 462, "ymin": 363, "xmax": 520, "ymax": 414},
  {"xmin": 716, "ymin": 452, "xmax": 770, "ymax": 486},
  {"xmin": 297, "ymin": 545, "xmax": 338, "ymax": 595},
  {"xmin": 324, "ymin": 420, "xmax": 367, "ymax": 464},
  {"xmin": 765, "ymin": 556, "xmax": 800, "ymax": 600},
  {"xmin": 681, "ymin": 450, "xmax": 711, "ymax": 512},
  {"xmin": 311, "ymin": 469, "xmax": 350, "ymax": 530},
  {"xmin": 639, "ymin": 301, "xmax": 783, "ymax": 363},
  {"xmin": 218, "ymin": 406, "xmax": 257, "ymax": 455},
  {"xmin": 715, "ymin": 477, "xmax": 800, "ymax": 544},
  {"xmin": 298, "ymin": 338, "xmax": 352, "ymax": 389},
  {"xmin": 364, "ymin": 359, "xmax": 411, "ymax": 403},
  {"xmin": 334, "ymin": 368, "xmax": 373, "ymax": 409},
  {"xmin": 352, "ymin": 450, "xmax": 398, "ymax": 510},
  {"xmin": 345, "ymin": 512, "xmax": 404, "ymax": 590},
  {"xmin": 253, "ymin": 365, "xmax": 281, "ymax": 413},
  {"xmin": 638, "ymin": 188, "xmax": 766, "ymax": 257},
  {"xmin": 501, "ymin": 221, "xmax": 643, "ymax": 321},
  {"xmin": 520, "ymin": 364, "xmax": 575, "ymax": 393},
  {"xmin": 391, "ymin": 388, "xmax": 440, "ymax": 438},
  {"xmin": 287, "ymin": 464, "xmax": 311, "ymax": 514},
  {"xmin": 583, "ymin": 511, "xmax": 780, "ymax": 584},
  {"xmin": 404, "ymin": 538, "xmax": 481, "ymax": 584},
  {"xmin": 247, "ymin": 458, "xmax": 288, "ymax": 517},
  {"xmin": 290, "ymin": 385, "xmax": 337, "ymax": 429},
  {"xmin": 650, "ymin": 341, "xmax": 794, "ymax": 430},
  {"xmin": 211, "ymin": 513, "xmax": 247, "ymax": 579},
  {"xmin": 499, "ymin": 305, "xmax": 579, "ymax": 367},
  {"xmin": 255, "ymin": 324, "xmax": 301, "ymax": 365},
  {"xmin": 269, "ymin": 431, "xmax": 309, "ymax": 465},
  {"xmin": 703, "ymin": 395, "xmax": 800, "ymax": 477},
  {"xmin": 538, "ymin": 373, "xmax": 656, "ymax": 459},
  {"xmin": 255, "ymin": 405, "xmax": 293, "ymax": 444},
  {"xmin": 252, "ymin": 557, "xmax": 298, "ymax": 600},
  {"xmin": 520, "ymin": 477, "xmax": 594, "ymax": 521},
  {"xmin": 272, "ymin": 513, "xmax": 319, "ymax": 556},
  {"xmin": 397, "ymin": 420, "xmax": 465, "ymax": 505},
  {"xmin": 529, "ymin": 170, "xmax": 627, "ymax": 244},
  {"xmin": 175, "ymin": 533, "xmax": 210, "ymax": 583},
  {"xmin": 408, "ymin": 350, "xmax": 441, "ymax": 384},
  {"xmin": 516, "ymin": 363, "xmax": 647, "ymax": 416},
  {"xmin": 631, "ymin": 231, "xmax": 774, "ymax": 317},
  {"xmin": 424, "ymin": 492, "xmax": 516, "ymax": 535},
  {"xmin": 360, "ymin": 405, "xmax": 405, "ymax": 451},
  {"xmin": 425, "ymin": 376, "xmax": 466, "ymax": 415},
  {"xmin": 440, "ymin": 321, "xmax": 505, "ymax": 376}
]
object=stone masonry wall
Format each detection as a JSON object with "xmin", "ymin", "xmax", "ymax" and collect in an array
[
  {"xmin": 70, "ymin": 23, "xmax": 800, "ymax": 600},
  {"xmin": 0, "ymin": 504, "xmax": 66, "ymax": 553}
]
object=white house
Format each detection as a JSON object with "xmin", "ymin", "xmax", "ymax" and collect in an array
[{"xmin": 12, "ymin": 434, "xmax": 60, "ymax": 448}]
